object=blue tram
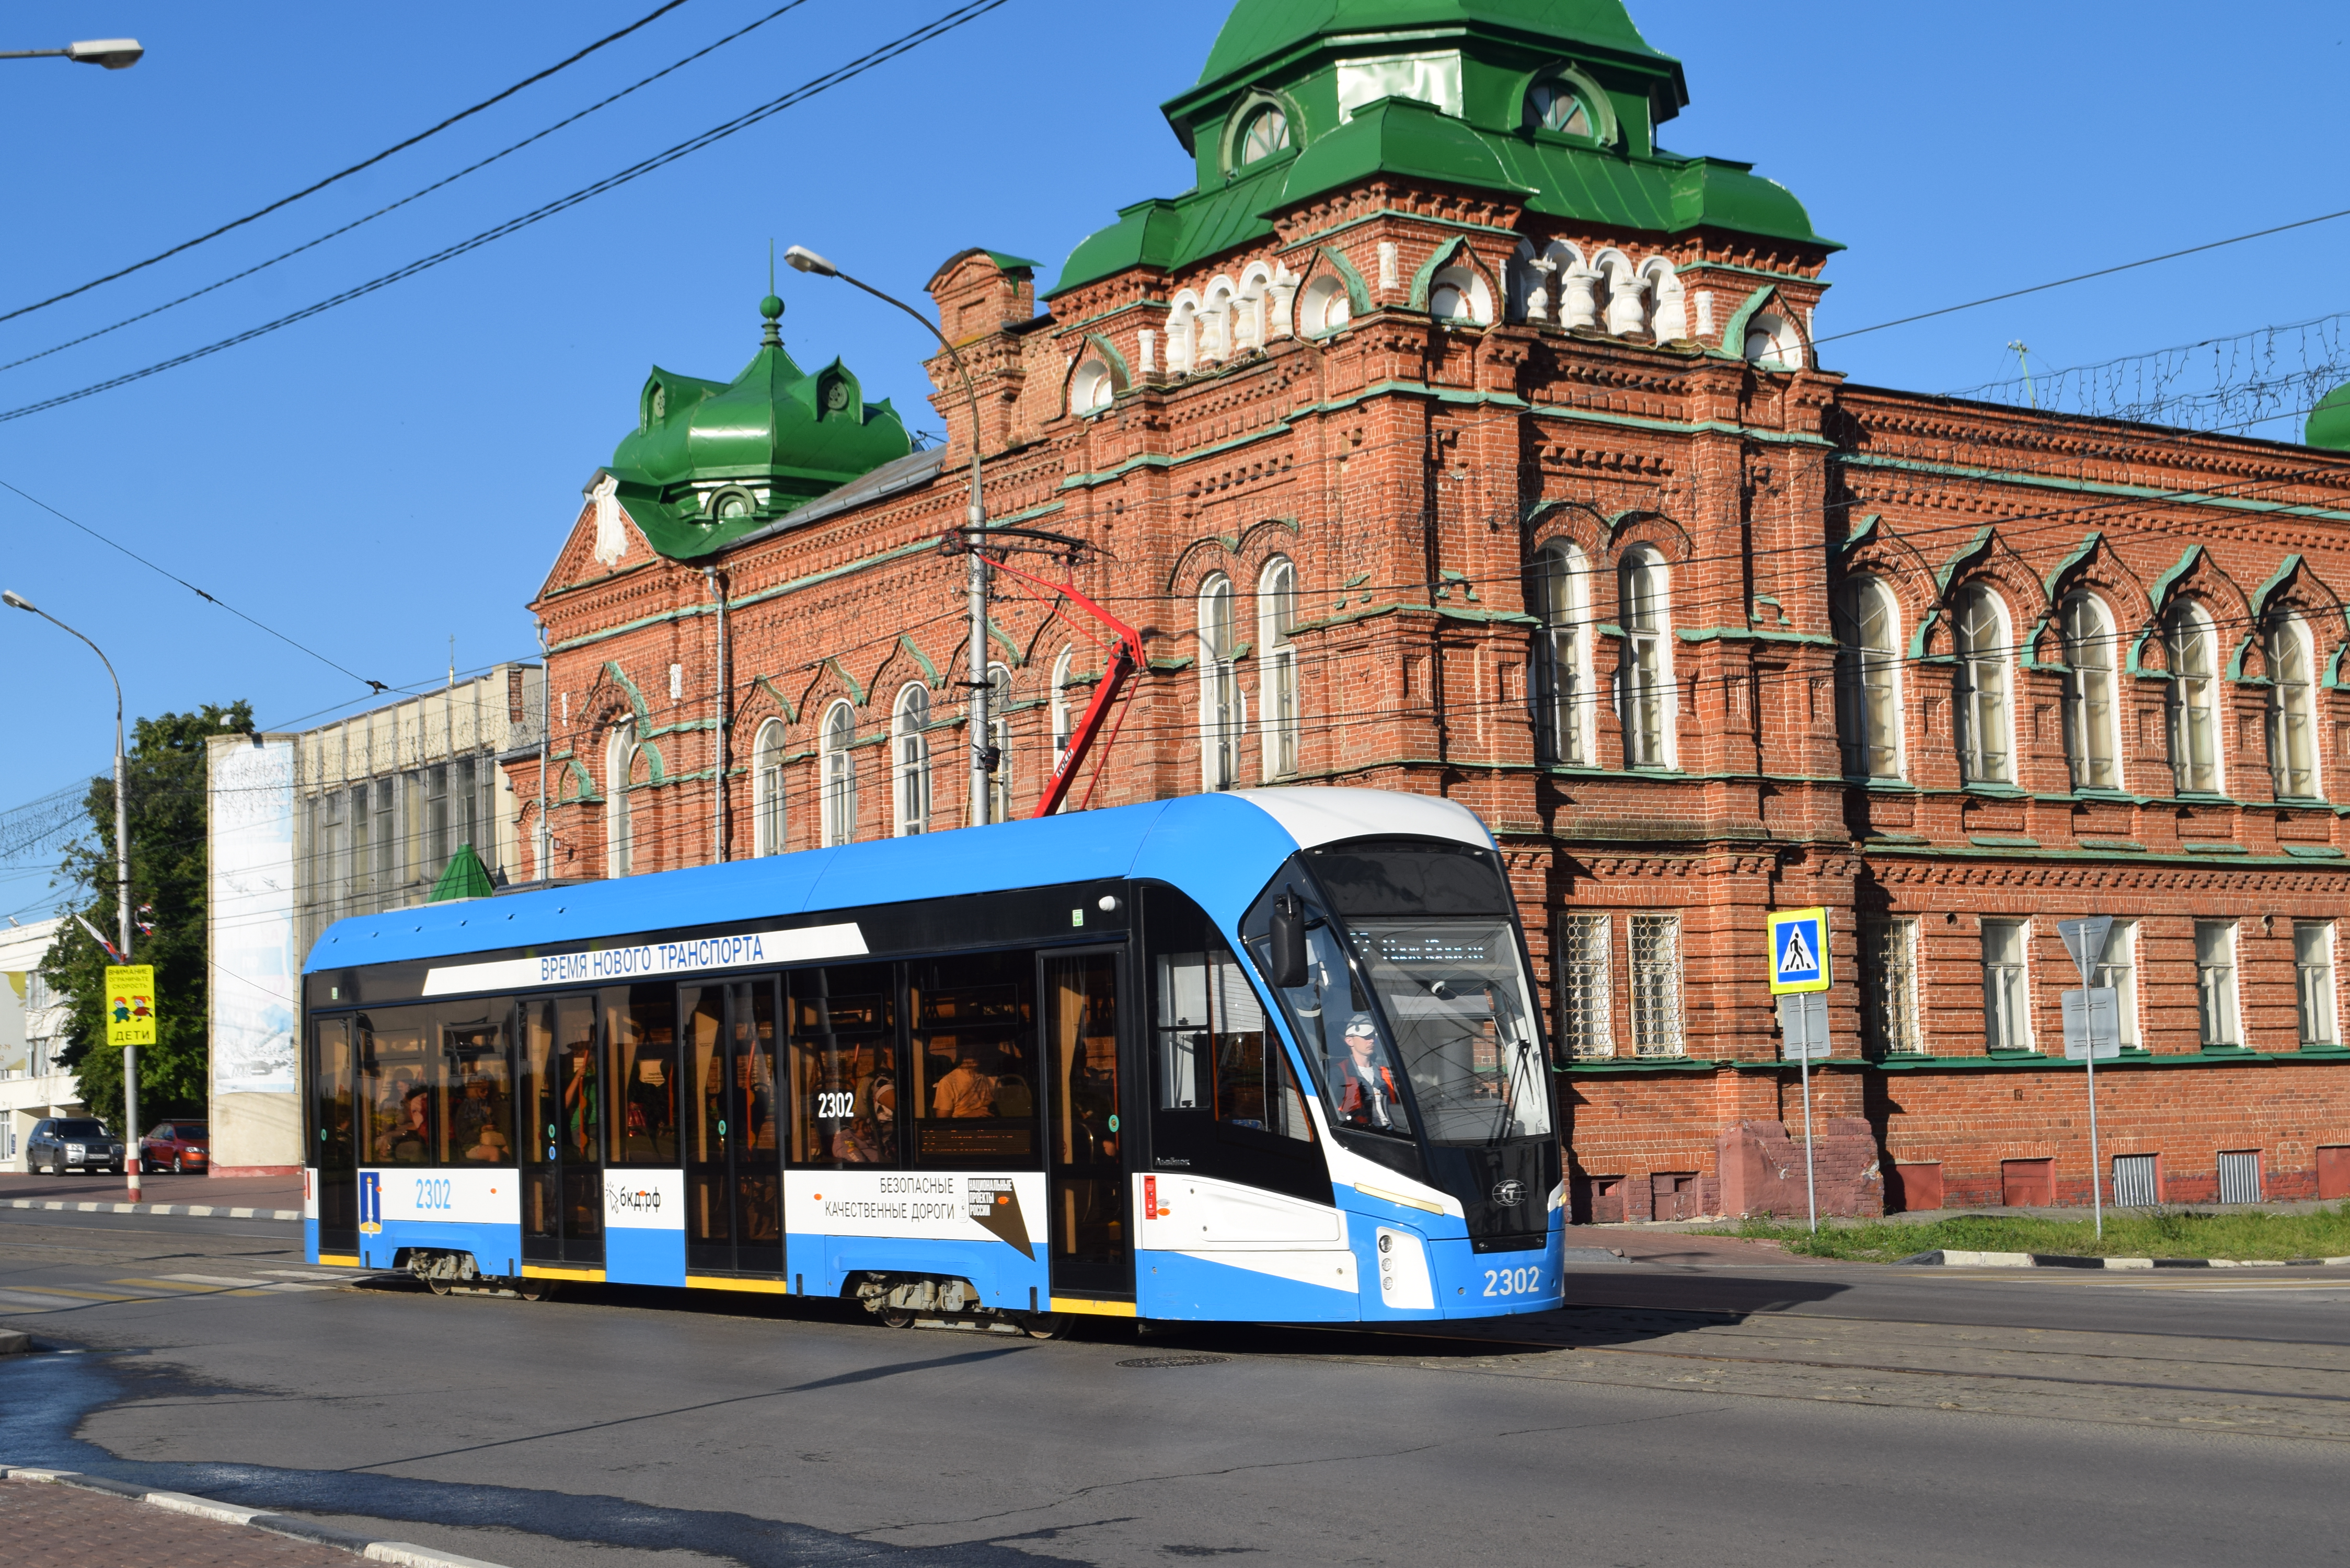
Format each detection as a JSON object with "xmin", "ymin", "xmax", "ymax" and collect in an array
[{"xmin": 301, "ymin": 788, "xmax": 1565, "ymax": 1329}]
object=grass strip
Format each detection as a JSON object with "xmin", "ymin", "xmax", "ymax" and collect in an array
[{"xmin": 1728, "ymin": 1205, "xmax": 2350, "ymax": 1263}]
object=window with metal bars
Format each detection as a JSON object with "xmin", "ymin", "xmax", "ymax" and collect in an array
[
  {"xmin": 2216, "ymin": 1149, "xmax": 2262, "ymax": 1204},
  {"xmin": 1628, "ymin": 914, "xmax": 1683, "ymax": 1057},
  {"xmin": 1860, "ymin": 915, "xmax": 1920, "ymax": 1056},
  {"xmin": 1554, "ymin": 913, "xmax": 1613, "ymax": 1060},
  {"xmin": 2111, "ymin": 1152, "xmax": 2158, "ymax": 1207}
]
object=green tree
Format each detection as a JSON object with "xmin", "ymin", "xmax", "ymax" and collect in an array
[{"xmin": 41, "ymin": 701, "xmax": 253, "ymax": 1129}]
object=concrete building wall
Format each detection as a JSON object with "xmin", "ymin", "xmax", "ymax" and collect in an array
[{"xmin": 0, "ymin": 918, "xmax": 84, "ymax": 1170}]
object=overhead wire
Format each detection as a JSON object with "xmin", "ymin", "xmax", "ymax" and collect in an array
[
  {"xmin": 0, "ymin": 0, "xmax": 697, "ymax": 327},
  {"xmin": 0, "ymin": 0, "xmax": 1013, "ymax": 427},
  {"xmin": 0, "ymin": 0, "xmax": 819, "ymax": 378}
]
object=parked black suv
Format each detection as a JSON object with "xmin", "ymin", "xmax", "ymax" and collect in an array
[{"xmin": 26, "ymin": 1117, "xmax": 125, "ymax": 1175}]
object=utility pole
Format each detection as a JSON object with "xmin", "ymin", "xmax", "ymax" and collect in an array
[
  {"xmin": 784, "ymin": 246, "xmax": 995, "ymax": 824},
  {"xmin": 4, "ymin": 590, "xmax": 140, "ymax": 1200}
]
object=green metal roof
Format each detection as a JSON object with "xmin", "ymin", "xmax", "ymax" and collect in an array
[
  {"xmin": 1049, "ymin": 0, "xmax": 1832, "ymax": 298},
  {"xmin": 2309, "ymin": 383, "xmax": 2350, "ymax": 452},
  {"xmin": 605, "ymin": 296, "xmax": 912, "ymax": 560},
  {"xmin": 428, "ymin": 843, "xmax": 496, "ymax": 903}
]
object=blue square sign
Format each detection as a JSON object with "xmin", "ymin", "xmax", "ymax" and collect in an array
[{"xmin": 1768, "ymin": 907, "xmax": 1829, "ymax": 994}]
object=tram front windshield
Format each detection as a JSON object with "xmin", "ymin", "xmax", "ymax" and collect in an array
[{"xmin": 1249, "ymin": 840, "xmax": 1552, "ymax": 1147}]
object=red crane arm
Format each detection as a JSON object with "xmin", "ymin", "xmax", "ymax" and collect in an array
[{"xmin": 973, "ymin": 550, "xmax": 1145, "ymax": 818}]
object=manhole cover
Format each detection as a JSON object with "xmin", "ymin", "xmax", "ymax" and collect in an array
[{"xmin": 1118, "ymin": 1354, "xmax": 1228, "ymax": 1368}]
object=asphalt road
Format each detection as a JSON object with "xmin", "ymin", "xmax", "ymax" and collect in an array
[{"xmin": 3, "ymin": 1208, "xmax": 2347, "ymax": 1568}]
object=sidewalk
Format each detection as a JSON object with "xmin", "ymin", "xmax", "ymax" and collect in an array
[
  {"xmin": 0, "ymin": 1472, "xmax": 508, "ymax": 1568},
  {"xmin": 0, "ymin": 1170, "xmax": 301, "ymax": 1208}
]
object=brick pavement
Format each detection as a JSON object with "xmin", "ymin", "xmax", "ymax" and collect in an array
[{"xmin": 0, "ymin": 1478, "xmax": 356, "ymax": 1567}]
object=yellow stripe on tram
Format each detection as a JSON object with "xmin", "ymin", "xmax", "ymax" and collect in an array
[
  {"xmin": 685, "ymin": 1276, "xmax": 796, "ymax": 1294},
  {"xmin": 317, "ymin": 1253, "xmax": 362, "ymax": 1267},
  {"xmin": 519, "ymin": 1264, "xmax": 606, "ymax": 1282},
  {"xmin": 1049, "ymin": 1296, "xmax": 1138, "ymax": 1317}
]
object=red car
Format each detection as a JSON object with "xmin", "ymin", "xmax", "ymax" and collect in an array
[{"xmin": 141, "ymin": 1122, "xmax": 210, "ymax": 1172}]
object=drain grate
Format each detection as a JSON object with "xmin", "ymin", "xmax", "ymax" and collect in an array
[{"xmin": 1118, "ymin": 1354, "xmax": 1228, "ymax": 1368}]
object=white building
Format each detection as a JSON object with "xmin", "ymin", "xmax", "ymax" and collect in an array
[{"xmin": 0, "ymin": 916, "xmax": 84, "ymax": 1170}]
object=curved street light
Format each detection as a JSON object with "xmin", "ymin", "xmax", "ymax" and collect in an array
[
  {"xmin": 0, "ymin": 38, "xmax": 145, "ymax": 68},
  {"xmin": 4, "ymin": 588, "xmax": 144, "ymax": 1200},
  {"xmin": 785, "ymin": 245, "xmax": 997, "ymax": 825}
]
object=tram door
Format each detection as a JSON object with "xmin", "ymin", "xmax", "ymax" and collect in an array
[
  {"xmin": 1042, "ymin": 950, "xmax": 1133, "ymax": 1300},
  {"xmin": 521, "ymin": 994, "xmax": 604, "ymax": 1264},
  {"xmin": 310, "ymin": 1018, "xmax": 358, "ymax": 1255},
  {"xmin": 682, "ymin": 978, "xmax": 784, "ymax": 1274}
]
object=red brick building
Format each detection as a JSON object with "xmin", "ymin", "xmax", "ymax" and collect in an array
[{"xmin": 506, "ymin": 0, "xmax": 2350, "ymax": 1221}]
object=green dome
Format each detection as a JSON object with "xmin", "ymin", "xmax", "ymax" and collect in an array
[
  {"xmin": 2308, "ymin": 383, "xmax": 2350, "ymax": 452},
  {"xmin": 604, "ymin": 299, "xmax": 912, "ymax": 560},
  {"xmin": 1197, "ymin": 0, "xmax": 1675, "ymax": 89}
]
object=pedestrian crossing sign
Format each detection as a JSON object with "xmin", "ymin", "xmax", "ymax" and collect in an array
[{"xmin": 1767, "ymin": 908, "xmax": 1829, "ymax": 994}]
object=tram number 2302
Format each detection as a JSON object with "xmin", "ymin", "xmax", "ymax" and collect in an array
[
  {"xmin": 814, "ymin": 1091, "xmax": 856, "ymax": 1121},
  {"xmin": 1482, "ymin": 1264, "xmax": 1542, "ymax": 1298},
  {"xmin": 413, "ymin": 1178, "xmax": 454, "ymax": 1212}
]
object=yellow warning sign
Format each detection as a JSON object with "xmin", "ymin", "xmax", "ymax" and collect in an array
[{"xmin": 104, "ymin": 965, "xmax": 157, "ymax": 1047}]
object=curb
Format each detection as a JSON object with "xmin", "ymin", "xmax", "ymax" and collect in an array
[
  {"xmin": 4, "ymin": 1468, "xmax": 512, "ymax": 1567},
  {"xmin": 2, "ymin": 1197, "xmax": 301, "ymax": 1221},
  {"xmin": 1898, "ymin": 1248, "xmax": 2350, "ymax": 1269}
]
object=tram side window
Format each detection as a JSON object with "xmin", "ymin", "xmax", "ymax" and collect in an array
[
  {"xmin": 438, "ymin": 1005, "xmax": 514, "ymax": 1166},
  {"xmin": 1146, "ymin": 886, "xmax": 1311, "ymax": 1144},
  {"xmin": 359, "ymin": 1007, "xmax": 433, "ymax": 1165},
  {"xmin": 906, "ymin": 950, "xmax": 1042, "ymax": 1169},
  {"xmin": 523, "ymin": 995, "xmax": 601, "ymax": 1166},
  {"xmin": 787, "ymin": 962, "xmax": 898, "ymax": 1168},
  {"xmin": 356, "ymin": 1003, "xmax": 515, "ymax": 1167},
  {"xmin": 605, "ymin": 985, "xmax": 678, "ymax": 1164}
]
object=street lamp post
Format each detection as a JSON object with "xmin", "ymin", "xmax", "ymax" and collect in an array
[
  {"xmin": 4, "ymin": 590, "xmax": 141, "ymax": 1201},
  {"xmin": 783, "ymin": 246, "xmax": 997, "ymax": 825},
  {"xmin": 0, "ymin": 39, "xmax": 144, "ymax": 68}
]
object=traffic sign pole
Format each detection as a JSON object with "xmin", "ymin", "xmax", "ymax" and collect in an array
[
  {"xmin": 1768, "ymin": 910, "xmax": 1831, "ymax": 1236},
  {"xmin": 1800, "ymin": 1011, "xmax": 1816, "ymax": 1233},
  {"xmin": 2058, "ymin": 917, "xmax": 2116, "ymax": 1239}
]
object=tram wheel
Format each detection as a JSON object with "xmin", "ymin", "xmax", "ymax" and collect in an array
[
  {"xmin": 1021, "ymin": 1312, "xmax": 1072, "ymax": 1340},
  {"xmin": 424, "ymin": 1275, "xmax": 453, "ymax": 1297},
  {"xmin": 513, "ymin": 1278, "xmax": 555, "ymax": 1302},
  {"xmin": 877, "ymin": 1306, "xmax": 916, "ymax": 1329}
]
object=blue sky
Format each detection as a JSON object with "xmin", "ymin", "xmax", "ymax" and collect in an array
[{"xmin": 3, "ymin": 0, "xmax": 2345, "ymax": 916}]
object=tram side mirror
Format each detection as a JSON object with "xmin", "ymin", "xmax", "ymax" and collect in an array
[{"xmin": 1269, "ymin": 892, "xmax": 1309, "ymax": 989}]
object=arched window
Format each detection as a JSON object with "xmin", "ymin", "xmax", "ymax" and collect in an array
[
  {"xmin": 2060, "ymin": 593, "xmax": 2120, "ymax": 791},
  {"xmin": 1199, "ymin": 574, "xmax": 1240, "ymax": 790},
  {"xmin": 1833, "ymin": 577, "xmax": 1903, "ymax": 780},
  {"xmin": 1952, "ymin": 585, "xmax": 2013, "ymax": 785},
  {"xmin": 1744, "ymin": 312, "xmax": 1803, "ymax": 370},
  {"xmin": 1259, "ymin": 557, "xmax": 1300, "ymax": 779},
  {"xmin": 984, "ymin": 663, "xmax": 1013, "ymax": 824},
  {"xmin": 1237, "ymin": 105, "xmax": 1291, "ymax": 166},
  {"xmin": 1618, "ymin": 548, "xmax": 1674, "ymax": 769},
  {"xmin": 1427, "ymin": 265, "xmax": 1492, "ymax": 326},
  {"xmin": 1531, "ymin": 541, "xmax": 1592, "ymax": 765},
  {"xmin": 1068, "ymin": 360, "xmax": 1113, "ymax": 417},
  {"xmin": 2269, "ymin": 615, "xmax": 2319, "ymax": 800},
  {"xmin": 820, "ymin": 701, "xmax": 857, "ymax": 846},
  {"xmin": 2166, "ymin": 602, "xmax": 2221, "ymax": 794},
  {"xmin": 752, "ymin": 718, "xmax": 788, "ymax": 857},
  {"xmin": 1050, "ymin": 646, "xmax": 1076, "ymax": 770},
  {"xmin": 604, "ymin": 718, "xmax": 636, "ymax": 878},
  {"xmin": 1297, "ymin": 274, "xmax": 1351, "ymax": 337},
  {"xmin": 1527, "ymin": 78, "xmax": 1594, "ymax": 136},
  {"xmin": 1167, "ymin": 296, "xmax": 1199, "ymax": 376},
  {"xmin": 892, "ymin": 684, "xmax": 931, "ymax": 836}
]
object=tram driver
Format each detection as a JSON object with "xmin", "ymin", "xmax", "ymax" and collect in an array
[{"xmin": 1333, "ymin": 1014, "xmax": 1401, "ymax": 1132}]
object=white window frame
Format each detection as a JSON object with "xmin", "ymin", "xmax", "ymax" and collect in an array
[
  {"xmin": 1628, "ymin": 913, "xmax": 1683, "ymax": 1057},
  {"xmin": 820, "ymin": 700, "xmax": 858, "ymax": 847},
  {"xmin": 1533, "ymin": 541, "xmax": 1594, "ymax": 766},
  {"xmin": 2268, "ymin": 614, "xmax": 2320, "ymax": 801},
  {"xmin": 1860, "ymin": 914, "xmax": 1922, "ymax": 1056},
  {"xmin": 1258, "ymin": 556, "xmax": 1300, "ymax": 779},
  {"xmin": 1049, "ymin": 646, "xmax": 1076, "ymax": 771},
  {"xmin": 983, "ymin": 662, "xmax": 1013, "ymax": 824},
  {"xmin": 1199, "ymin": 574, "xmax": 1241, "ymax": 790},
  {"xmin": 604, "ymin": 719, "xmax": 636, "ymax": 879},
  {"xmin": 1068, "ymin": 360, "xmax": 1114, "ymax": 418},
  {"xmin": 2296, "ymin": 920, "xmax": 2340, "ymax": 1049},
  {"xmin": 2090, "ymin": 918, "xmax": 2140, "ymax": 1051},
  {"xmin": 2060, "ymin": 592, "xmax": 2121, "ymax": 791},
  {"xmin": 1980, "ymin": 917, "xmax": 2032, "ymax": 1053},
  {"xmin": 1556, "ymin": 912, "xmax": 1614, "ymax": 1060},
  {"xmin": 1953, "ymin": 585, "xmax": 2014, "ymax": 785},
  {"xmin": 2167, "ymin": 602, "xmax": 2223, "ymax": 794},
  {"xmin": 752, "ymin": 718, "xmax": 788, "ymax": 857},
  {"xmin": 1618, "ymin": 548, "xmax": 1675, "ymax": 770},
  {"xmin": 2195, "ymin": 920, "xmax": 2242, "ymax": 1048},
  {"xmin": 892, "ymin": 683, "xmax": 931, "ymax": 837},
  {"xmin": 1835, "ymin": 575, "xmax": 1904, "ymax": 780}
]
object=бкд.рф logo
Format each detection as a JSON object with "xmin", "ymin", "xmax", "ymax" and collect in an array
[{"xmin": 1491, "ymin": 1180, "xmax": 1526, "ymax": 1207}]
